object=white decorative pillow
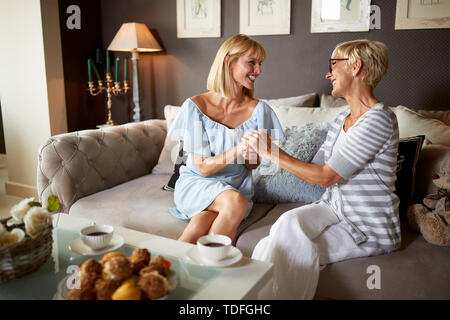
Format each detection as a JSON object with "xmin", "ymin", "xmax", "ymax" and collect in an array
[
  {"xmin": 260, "ymin": 92, "xmax": 318, "ymax": 108},
  {"xmin": 271, "ymin": 105, "xmax": 348, "ymax": 128},
  {"xmin": 152, "ymin": 105, "xmax": 181, "ymax": 175},
  {"xmin": 319, "ymin": 93, "xmax": 348, "ymax": 108},
  {"xmin": 392, "ymin": 105, "xmax": 450, "ymax": 147}
]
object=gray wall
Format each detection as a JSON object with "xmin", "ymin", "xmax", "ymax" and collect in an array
[{"xmin": 99, "ymin": 0, "xmax": 450, "ymax": 124}]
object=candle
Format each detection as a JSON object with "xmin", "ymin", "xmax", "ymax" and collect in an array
[
  {"xmin": 88, "ymin": 59, "xmax": 92, "ymax": 82},
  {"xmin": 106, "ymin": 50, "xmax": 110, "ymax": 74},
  {"xmin": 90, "ymin": 59, "xmax": 101, "ymax": 81},
  {"xmin": 115, "ymin": 57, "xmax": 119, "ymax": 82},
  {"xmin": 124, "ymin": 58, "xmax": 127, "ymax": 81}
]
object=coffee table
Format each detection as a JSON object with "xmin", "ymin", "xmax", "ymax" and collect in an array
[{"xmin": 0, "ymin": 213, "xmax": 273, "ymax": 300}]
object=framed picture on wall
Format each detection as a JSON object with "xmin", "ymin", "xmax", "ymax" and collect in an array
[
  {"xmin": 311, "ymin": 0, "xmax": 371, "ymax": 33},
  {"xmin": 176, "ymin": 0, "xmax": 221, "ymax": 38},
  {"xmin": 239, "ymin": 0, "xmax": 291, "ymax": 36},
  {"xmin": 395, "ymin": 0, "xmax": 450, "ymax": 30}
]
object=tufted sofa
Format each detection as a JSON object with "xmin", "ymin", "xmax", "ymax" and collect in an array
[{"xmin": 37, "ymin": 94, "xmax": 450, "ymax": 299}]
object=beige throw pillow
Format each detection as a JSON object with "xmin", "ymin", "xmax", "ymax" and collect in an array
[
  {"xmin": 320, "ymin": 93, "xmax": 348, "ymax": 108},
  {"xmin": 152, "ymin": 105, "xmax": 181, "ymax": 175},
  {"xmin": 261, "ymin": 92, "xmax": 318, "ymax": 108},
  {"xmin": 271, "ymin": 105, "xmax": 348, "ymax": 128},
  {"xmin": 392, "ymin": 106, "xmax": 450, "ymax": 147}
]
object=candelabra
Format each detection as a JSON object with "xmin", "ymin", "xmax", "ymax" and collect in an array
[{"xmin": 87, "ymin": 58, "xmax": 129, "ymax": 127}]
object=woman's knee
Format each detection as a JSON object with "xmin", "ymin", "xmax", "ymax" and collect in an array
[
  {"xmin": 226, "ymin": 191, "xmax": 248, "ymax": 213},
  {"xmin": 217, "ymin": 191, "xmax": 249, "ymax": 221}
]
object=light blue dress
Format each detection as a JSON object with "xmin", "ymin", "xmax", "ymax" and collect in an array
[{"xmin": 167, "ymin": 98, "xmax": 284, "ymax": 220}]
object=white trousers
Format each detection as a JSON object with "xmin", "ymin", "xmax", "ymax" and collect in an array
[{"xmin": 252, "ymin": 202, "xmax": 380, "ymax": 300}]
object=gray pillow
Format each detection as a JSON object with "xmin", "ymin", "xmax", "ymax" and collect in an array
[{"xmin": 252, "ymin": 123, "xmax": 329, "ymax": 204}]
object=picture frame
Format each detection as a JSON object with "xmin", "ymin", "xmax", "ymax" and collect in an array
[
  {"xmin": 176, "ymin": 0, "xmax": 221, "ymax": 38},
  {"xmin": 311, "ymin": 0, "xmax": 371, "ymax": 33},
  {"xmin": 239, "ymin": 0, "xmax": 291, "ymax": 36},
  {"xmin": 395, "ymin": 0, "xmax": 450, "ymax": 30}
]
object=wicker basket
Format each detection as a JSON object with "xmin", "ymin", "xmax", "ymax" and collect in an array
[{"xmin": 0, "ymin": 222, "xmax": 53, "ymax": 282}]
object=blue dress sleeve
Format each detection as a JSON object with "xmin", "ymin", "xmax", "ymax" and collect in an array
[
  {"xmin": 257, "ymin": 101, "xmax": 284, "ymax": 141},
  {"xmin": 167, "ymin": 99, "xmax": 212, "ymax": 157}
]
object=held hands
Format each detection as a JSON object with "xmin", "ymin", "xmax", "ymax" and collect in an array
[
  {"xmin": 237, "ymin": 140, "xmax": 259, "ymax": 165},
  {"xmin": 241, "ymin": 130, "xmax": 276, "ymax": 160}
]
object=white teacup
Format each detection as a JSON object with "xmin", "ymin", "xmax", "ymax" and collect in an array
[
  {"xmin": 197, "ymin": 234, "xmax": 232, "ymax": 262},
  {"xmin": 80, "ymin": 224, "xmax": 114, "ymax": 250}
]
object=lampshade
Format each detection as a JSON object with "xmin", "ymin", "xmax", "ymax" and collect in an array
[{"xmin": 108, "ymin": 22, "xmax": 162, "ymax": 52}]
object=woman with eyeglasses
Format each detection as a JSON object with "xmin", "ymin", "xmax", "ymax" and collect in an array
[{"xmin": 243, "ymin": 39, "xmax": 400, "ymax": 299}]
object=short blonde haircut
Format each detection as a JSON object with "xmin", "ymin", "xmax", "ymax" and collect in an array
[
  {"xmin": 332, "ymin": 39, "xmax": 389, "ymax": 88},
  {"xmin": 207, "ymin": 34, "xmax": 266, "ymax": 99}
]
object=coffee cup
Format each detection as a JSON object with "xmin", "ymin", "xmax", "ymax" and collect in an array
[
  {"xmin": 197, "ymin": 234, "xmax": 232, "ymax": 262},
  {"xmin": 80, "ymin": 224, "xmax": 114, "ymax": 250}
]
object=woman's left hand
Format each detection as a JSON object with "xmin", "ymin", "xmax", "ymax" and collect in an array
[{"xmin": 242, "ymin": 130, "xmax": 274, "ymax": 159}]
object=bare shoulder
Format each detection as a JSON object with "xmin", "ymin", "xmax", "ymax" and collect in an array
[
  {"xmin": 190, "ymin": 93, "xmax": 209, "ymax": 111},
  {"xmin": 245, "ymin": 97, "xmax": 260, "ymax": 111}
]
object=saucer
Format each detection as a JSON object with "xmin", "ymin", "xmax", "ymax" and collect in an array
[
  {"xmin": 69, "ymin": 234, "xmax": 124, "ymax": 256},
  {"xmin": 185, "ymin": 246, "xmax": 243, "ymax": 267}
]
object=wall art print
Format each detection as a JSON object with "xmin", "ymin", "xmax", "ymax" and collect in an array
[
  {"xmin": 311, "ymin": 0, "xmax": 371, "ymax": 33},
  {"xmin": 177, "ymin": 0, "xmax": 221, "ymax": 38},
  {"xmin": 239, "ymin": 0, "xmax": 291, "ymax": 36},
  {"xmin": 395, "ymin": 0, "xmax": 450, "ymax": 30}
]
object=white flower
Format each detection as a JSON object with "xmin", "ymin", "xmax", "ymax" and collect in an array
[
  {"xmin": 9, "ymin": 197, "xmax": 35, "ymax": 224},
  {"xmin": 0, "ymin": 228, "xmax": 25, "ymax": 246},
  {"xmin": 24, "ymin": 206, "xmax": 52, "ymax": 236}
]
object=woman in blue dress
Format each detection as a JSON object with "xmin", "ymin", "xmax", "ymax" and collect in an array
[{"xmin": 168, "ymin": 34, "xmax": 283, "ymax": 243}]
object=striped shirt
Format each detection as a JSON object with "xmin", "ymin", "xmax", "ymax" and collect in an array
[{"xmin": 315, "ymin": 103, "xmax": 401, "ymax": 252}]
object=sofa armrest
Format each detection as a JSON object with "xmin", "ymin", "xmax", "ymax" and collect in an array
[{"xmin": 37, "ymin": 119, "xmax": 167, "ymax": 213}]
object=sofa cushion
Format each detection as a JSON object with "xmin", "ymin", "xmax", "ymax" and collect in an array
[
  {"xmin": 392, "ymin": 106, "xmax": 450, "ymax": 147},
  {"xmin": 319, "ymin": 93, "xmax": 348, "ymax": 108},
  {"xmin": 260, "ymin": 92, "xmax": 319, "ymax": 108},
  {"xmin": 253, "ymin": 123, "xmax": 327, "ymax": 204},
  {"xmin": 69, "ymin": 173, "xmax": 274, "ymax": 241},
  {"xmin": 315, "ymin": 222, "xmax": 450, "ymax": 300},
  {"xmin": 415, "ymin": 109, "xmax": 450, "ymax": 126},
  {"xmin": 271, "ymin": 105, "xmax": 349, "ymax": 128},
  {"xmin": 152, "ymin": 105, "xmax": 182, "ymax": 175}
]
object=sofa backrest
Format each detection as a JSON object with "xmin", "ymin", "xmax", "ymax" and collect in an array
[{"xmin": 37, "ymin": 119, "xmax": 167, "ymax": 212}]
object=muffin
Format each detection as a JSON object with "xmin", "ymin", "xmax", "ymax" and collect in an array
[
  {"xmin": 80, "ymin": 259, "xmax": 102, "ymax": 288},
  {"xmin": 101, "ymin": 251, "xmax": 126, "ymax": 265},
  {"xmin": 94, "ymin": 278, "xmax": 120, "ymax": 300},
  {"xmin": 147, "ymin": 255, "xmax": 166, "ymax": 275},
  {"xmin": 67, "ymin": 287, "xmax": 96, "ymax": 300},
  {"xmin": 103, "ymin": 256, "xmax": 133, "ymax": 283},
  {"xmin": 137, "ymin": 271, "xmax": 170, "ymax": 300},
  {"xmin": 130, "ymin": 248, "xmax": 150, "ymax": 273}
]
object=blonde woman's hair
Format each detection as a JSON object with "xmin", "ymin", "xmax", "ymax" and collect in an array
[
  {"xmin": 207, "ymin": 34, "xmax": 266, "ymax": 99},
  {"xmin": 332, "ymin": 39, "xmax": 389, "ymax": 88}
]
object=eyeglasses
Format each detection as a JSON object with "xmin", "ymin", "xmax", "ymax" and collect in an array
[{"xmin": 329, "ymin": 58, "xmax": 349, "ymax": 73}]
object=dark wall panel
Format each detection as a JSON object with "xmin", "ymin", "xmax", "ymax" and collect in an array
[{"xmin": 59, "ymin": 0, "xmax": 106, "ymax": 131}]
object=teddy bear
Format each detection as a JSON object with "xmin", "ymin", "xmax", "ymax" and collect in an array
[{"xmin": 407, "ymin": 159, "xmax": 450, "ymax": 246}]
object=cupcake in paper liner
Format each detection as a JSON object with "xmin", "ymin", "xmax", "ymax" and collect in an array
[
  {"xmin": 24, "ymin": 206, "xmax": 52, "ymax": 236},
  {"xmin": 7, "ymin": 197, "xmax": 36, "ymax": 227}
]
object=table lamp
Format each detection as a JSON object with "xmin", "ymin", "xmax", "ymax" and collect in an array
[{"xmin": 108, "ymin": 22, "xmax": 162, "ymax": 122}]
